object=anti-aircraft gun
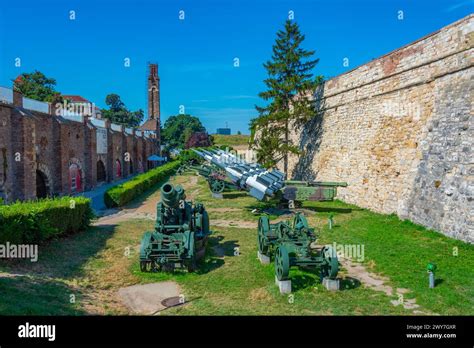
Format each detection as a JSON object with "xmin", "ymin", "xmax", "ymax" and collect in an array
[
  {"xmin": 258, "ymin": 213, "xmax": 338, "ymax": 281},
  {"xmin": 139, "ymin": 183, "xmax": 211, "ymax": 272},
  {"xmin": 188, "ymin": 148, "xmax": 347, "ymax": 206}
]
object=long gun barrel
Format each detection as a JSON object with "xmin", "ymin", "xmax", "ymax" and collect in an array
[{"xmin": 284, "ymin": 180, "xmax": 348, "ymax": 187}]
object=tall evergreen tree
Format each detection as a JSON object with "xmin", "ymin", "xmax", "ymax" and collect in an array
[{"xmin": 251, "ymin": 20, "xmax": 322, "ymax": 174}]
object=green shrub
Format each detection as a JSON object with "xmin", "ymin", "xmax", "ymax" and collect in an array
[
  {"xmin": 0, "ymin": 196, "xmax": 94, "ymax": 244},
  {"xmin": 104, "ymin": 161, "xmax": 181, "ymax": 208}
]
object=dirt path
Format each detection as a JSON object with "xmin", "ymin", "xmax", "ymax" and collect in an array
[
  {"xmin": 93, "ymin": 175, "xmax": 199, "ymax": 227},
  {"xmin": 339, "ymin": 257, "xmax": 431, "ymax": 314}
]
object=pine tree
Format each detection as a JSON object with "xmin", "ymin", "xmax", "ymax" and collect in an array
[{"xmin": 251, "ymin": 20, "xmax": 322, "ymax": 174}]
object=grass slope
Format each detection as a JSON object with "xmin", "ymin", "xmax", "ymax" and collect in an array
[
  {"xmin": 212, "ymin": 134, "xmax": 250, "ymax": 148},
  {"xmin": 0, "ymin": 173, "xmax": 472, "ymax": 315}
]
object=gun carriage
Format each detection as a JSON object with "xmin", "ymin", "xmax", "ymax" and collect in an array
[
  {"xmin": 258, "ymin": 213, "xmax": 338, "ymax": 281},
  {"xmin": 139, "ymin": 183, "xmax": 211, "ymax": 272}
]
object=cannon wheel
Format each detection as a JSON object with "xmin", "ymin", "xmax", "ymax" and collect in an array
[
  {"xmin": 320, "ymin": 246, "xmax": 339, "ymax": 279},
  {"xmin": 258, "ymin": 216, "xmax": 270, "ymax": 256},
  {"xmin": 275, "ymin": 245, "xmax": 290, "ymax": 281},
  {"xmin": 209, "ymin": 178, "xmax": 225, "ymax": 193}
]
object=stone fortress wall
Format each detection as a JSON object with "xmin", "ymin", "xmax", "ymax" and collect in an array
[{"xmin": 286, "ymin": 14, "xmax": 473, "ymax": 243}]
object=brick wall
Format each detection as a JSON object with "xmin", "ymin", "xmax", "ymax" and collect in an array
[{"xmin": 0, "ymin": 103, "xmax": 157, "ymax": 202}]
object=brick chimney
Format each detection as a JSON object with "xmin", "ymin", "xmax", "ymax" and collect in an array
[{"xmin": 13, "ymin": 89, "xmax": 23, "ymax": 107}]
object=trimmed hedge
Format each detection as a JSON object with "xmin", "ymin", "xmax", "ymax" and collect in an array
[
  {"xmin": 0, "ymin": 196, "xmax": 94, "ymax": 244},
  {"xmin": 104, "ymin": 161, "xmax": 181, "ymax": 208}
]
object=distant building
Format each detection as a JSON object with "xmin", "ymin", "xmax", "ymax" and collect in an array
[
  {"xmin": 216, "ymin": 128, "xmax": 231, "ymax": 135},
  {"xmin": 62, "ymin": 95, "xmax": 102, "ymax": 118}
]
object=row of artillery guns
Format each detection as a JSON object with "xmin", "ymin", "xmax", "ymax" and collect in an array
[
  {"xmin": 138, "ymin": 182, "xmax": 339, "ymax": 283},
  {"xmin": 178, "ymin": 148, "xmax": 348, "ymax": 206}
]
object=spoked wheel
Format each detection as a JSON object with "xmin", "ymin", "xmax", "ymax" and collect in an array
[
  {"xmin": 258, "ymin": 216, "xmax": 270, "ymax": 256},
  {"xmin": 209, "ymin": 178, "xmax": 225, "ymax": 193},
  {"xmin": 320, "ymin": 246, "xmax": 339, "ymax": 279},
  {"xmin": 275, "ymin": 246, "xmax": 290, "ymax": 281}
]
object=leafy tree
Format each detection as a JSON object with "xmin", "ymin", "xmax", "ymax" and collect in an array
[
  {"xmin": 250, "ymin": 20, "xmax": 322, "ymax": 173},
  {"xmin": 101, "ymin": 93, "xmax": 144, "ymax": 127},
  {"xmin": 12, "ymin": 70, "xmax": 63, "ymax": 103},
  {"xmin": 162, "ymin": 114, "xmax": 206, "ymax": 149}
]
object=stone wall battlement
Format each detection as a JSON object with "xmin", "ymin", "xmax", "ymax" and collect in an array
[{"xmin": 286, "ymin": 14, "xmax": 473, "ymax": 243}]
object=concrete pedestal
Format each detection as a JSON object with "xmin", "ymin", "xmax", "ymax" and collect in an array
[
  {"xmin": 257, "ymin": 251, "xmax": 271, "ymax": 265},
  {"xmin": 211, "ymin": 193, "xmax": 223, "ymax": 199},
  {"xmin": 323, "ymin": 277, "xmax": 340, "ymax": 291},
  {"xmin": 275, "ymin": 275, "xmax": 292, "ymax": 294}
]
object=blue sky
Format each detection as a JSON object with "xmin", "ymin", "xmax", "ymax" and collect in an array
[{"xmin": 0, "ymin": 0, "xmax": 472, "ymax": 134}]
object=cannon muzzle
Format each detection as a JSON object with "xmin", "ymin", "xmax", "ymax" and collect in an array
[{"xmin": 161, "ymin": 183, "xmax": 185, "ymax": 208}]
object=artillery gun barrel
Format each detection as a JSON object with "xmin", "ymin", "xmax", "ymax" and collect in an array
[
  {"xmin": 284, "ymin": 180, "xmax": 348, "ymax": 187},
  {"xmin": 161, "ymin": 183, "xmax": 184, "ymax": 208}
]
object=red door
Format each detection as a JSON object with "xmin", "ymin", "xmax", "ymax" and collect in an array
[
  {"xmin": 76, "ymin": 169, "xmax": 82, "ymax": 191},
  {"xmin": 116, "ymin": 160, "xmax": 121, "ymax": 178}
]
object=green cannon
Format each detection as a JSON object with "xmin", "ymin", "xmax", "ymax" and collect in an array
[
  {"xmin": 178, "ymin": 163, "xmax": 239, "ymax": 194},
  {"xmin": 279, "ymin": 180, "xmax": 348, "ymax": 206},
  {"xmin": 139, "ymin": 183, "xmax": 211, "ymax": 272},
  {"xmin": 257, "ymin": 213, "xmax": 338, "ymax": 281}
]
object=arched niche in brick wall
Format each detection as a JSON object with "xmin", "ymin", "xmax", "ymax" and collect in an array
[
  {"xmin": 36, "ymin": 162, "xmax": 53, "ymax": 198},
  {"xmin": 97, "ymin": 160, "xmax": 106, "ymax": 183},
  {"xmin": 68, "ymin": 158, "xmax": 84, "ymax": 193}
]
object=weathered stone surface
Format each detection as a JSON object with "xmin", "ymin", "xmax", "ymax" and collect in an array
[
  {"xmin": 282, "ymin": 15, "xmax": 473, "ymax": 243},
  {"xmin": 258, "ymin": 251, "xmax": 271, "ymax": 265},
  {"xmin": 323, "ymin": 277, "xmax": 340, "ymax": 291},
  {"xmin": 275, "ymin": 276, "xmax": 292, "ymax": 294},
  {"xmin": 118, "ymin": 281, "xmax": 181, "ymax": 315}
]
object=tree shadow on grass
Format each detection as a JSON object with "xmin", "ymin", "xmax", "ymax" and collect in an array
[
  {"xmin": 299, "ymin": 206, "xmax": 355, "ymax": 214},
  {"xmin": 291, "ymin": 273, "xmax": 319, "ymax": 292},
  {"xmin": 340, "ymin": 276, "xmax": 361, "ymax": 291},
  {"xmin": 1, "ymin": 224, "xmax": 118, "ymax": 280},
  {"xmin": 0, "ymin": 276, "xmax": 87, "ymax": 315},
  {"xmin": 223, "ymin": 191, "xmax": 248, "ymax": 199},
  {"xmin": 194, "ymin": 235, "xmax": 240, "ymax": 275}
]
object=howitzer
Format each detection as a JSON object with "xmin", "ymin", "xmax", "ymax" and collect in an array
[
  {"xmin": 258, "ymin": 213, "xmax": 338, "ymax": 281},
  {"xmin": 139, "ymin": 183, "xmax": 211, "ymax": 272},
  {"xmin": 192, "ymin": 148, "xmax": 285, "ymax": 199},
  {"xmin": 178, "ymin": 162, "xmax": 239, "ymax": 193},
  {"xmin": 188, "ymin": 148, "xmax": 348, "ymax": 204}
]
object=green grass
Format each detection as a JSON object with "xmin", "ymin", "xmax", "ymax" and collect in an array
[
  {"xmin": 212, "ymin": 134, "xmax": 250, "ymax": 148},
  {"xmin": 0, "ymin": 173, "xmax": 472, "ymax": 315}
]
